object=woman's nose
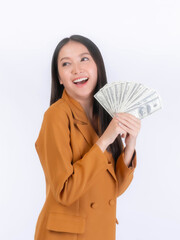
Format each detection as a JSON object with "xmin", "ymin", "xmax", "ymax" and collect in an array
[{"xmin": 71, "ymin": 63, "xmax": 83, "ymax": 74}]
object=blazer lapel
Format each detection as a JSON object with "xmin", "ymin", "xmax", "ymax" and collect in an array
[
  {"xmin": 73, "ymin": 119, "xmax": 98, "ymax": 146},
  {"xmin": 62, "ymin": 89, "xmax": 117, "ymax": 182},
  {"xmin": 74, "ymin": 120, "xmax": 117, "ymax": 182}
]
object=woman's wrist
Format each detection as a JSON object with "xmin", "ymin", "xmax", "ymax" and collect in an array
[
  {"xmin": 124, "ymin": 146, "xmax": 135, "ymax": 167},
  {"xmin": 96, "ymin": 137, "xmax": 108, "ymax": 153}
]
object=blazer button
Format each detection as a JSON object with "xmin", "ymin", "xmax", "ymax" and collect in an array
[
  {"xmin": 90, "ymin": 202, "xmax": 98, "ymax": 209},
  {"xmin": 109, "ymin": 199, "xmax": 115, "ymax": 206}
]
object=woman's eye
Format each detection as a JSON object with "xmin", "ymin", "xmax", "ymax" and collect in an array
[
  {"xmin": 62, "ymin": 62, "xmax": 70, "ymax": 67},
  {"xmin": 62, "ymin": 57, "xmax": 89, "ymax": 66},
  {"xmin": 81, "ymin": 57, "xmax": 89, "ymax": 61}
]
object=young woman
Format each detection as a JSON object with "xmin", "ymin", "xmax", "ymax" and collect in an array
[{"xmin": 34, "ymin": 35, "xmax": 141, "ymax": 240}]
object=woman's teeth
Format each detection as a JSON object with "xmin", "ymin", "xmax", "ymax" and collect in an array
[{"xmin": 73, "ymin": 78, "xmax": 88, "ymax": 84}]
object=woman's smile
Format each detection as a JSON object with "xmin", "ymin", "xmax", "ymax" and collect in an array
[{"xmin": 73, "ymin": 76, "xmax": 89, "ymax": 86}]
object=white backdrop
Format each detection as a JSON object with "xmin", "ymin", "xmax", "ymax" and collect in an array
[{"xmin": 0, "ymin": 0, "xmax": 180, "ymax": 239}]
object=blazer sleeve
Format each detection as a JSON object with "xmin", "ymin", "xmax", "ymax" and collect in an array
[
  {"xmin": 35, "ymin": 108, "xmax": 109, "ymax": 206},
  {"xmin": 115, "ymin": 147, "xmax": 137, "ymax": 197}
]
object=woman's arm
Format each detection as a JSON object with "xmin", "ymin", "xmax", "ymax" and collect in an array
[
  {"xmin": 96, "ymin": 112, "xmax": 141, "ymax": 197},
  {"xmin": 35, "ymin": 107, "xmax": 110, "ymax": 207}
]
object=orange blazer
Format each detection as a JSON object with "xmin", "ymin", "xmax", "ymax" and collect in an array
[{"xmin": 34, "ymin": 88, "xmax": 137, "ymax": 240}]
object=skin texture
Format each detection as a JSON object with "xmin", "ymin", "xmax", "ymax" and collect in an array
[{"xmin": 57, "ymin": 40, "xmax": 141, "ymax": 168}]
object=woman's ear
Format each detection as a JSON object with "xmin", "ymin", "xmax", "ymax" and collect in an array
[{"xmin": 58, "ymin": 75, "xmax": 63, "ymax": 85}]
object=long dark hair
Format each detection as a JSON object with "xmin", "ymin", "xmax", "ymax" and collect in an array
[{"xmin": 50, "ymin": 35, "xmax": 123, "ymax": 165}]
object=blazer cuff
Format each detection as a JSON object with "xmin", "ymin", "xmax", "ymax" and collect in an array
[
  {"xmin": 117, "ymin": 148, "xmax": 137, "ymax": 174},
  {"xmin": 127, "ymin": 149, "xmax": 137, "ymax": 169}
]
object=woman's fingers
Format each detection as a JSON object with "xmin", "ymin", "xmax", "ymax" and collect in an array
[
  {"xmin": 116, "ymin": 113, "xmax": 140, "ymax": 129},
  {"xmin": 121, "ymin": 112, "xmax": 140, "ymax": 124},
  {"xmin": 114, "ymin": 119, "xmax": 127, "ymax": 137},
  {"xmin": 121, "ymin": 132, "xmax": 127, "ymax": 138},
  {"xmin": 116, "ymin": 113, "xmax": 141, "ymax": 128},
  {"xmin": 118, "ymin": 121, "xmax": 135, "ymax": 136},
  {"xmin": 117, "ymin": 116, "xmax": 139, "ymax": 132},
  {"xmin": 114, "ymin": 112, "xmax": 141, "ymax": 137}
]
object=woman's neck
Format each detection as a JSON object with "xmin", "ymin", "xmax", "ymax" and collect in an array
[{"xmin": 79, "ymin": 98, "xmax": 94, "ymax": 121}]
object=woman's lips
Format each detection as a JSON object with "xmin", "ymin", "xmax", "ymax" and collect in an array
[
  {"xmin": 73, "ymin": 77, "xmax": 89, "ymax": 87},
  {"xmin": 73, "ymin": 77, "xmax": 88, "ymax": 83},
  {"xmin": 74, "ymin": 79, "xmax": 88, "ymax": 87}
]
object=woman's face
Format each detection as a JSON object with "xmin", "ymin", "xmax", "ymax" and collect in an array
[{"xmin": 57, "ymin": 40, "xmax": 98, "ymax": 101}]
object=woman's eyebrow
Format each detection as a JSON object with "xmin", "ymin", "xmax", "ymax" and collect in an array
[{"xmin": 60, "ymin": 52, "xmax": 90, "ymax": 62}]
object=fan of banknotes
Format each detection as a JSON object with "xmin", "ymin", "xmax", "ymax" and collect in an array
[{"xmin": 94, "ymin": 81, "xmax": 162, "ymax": 119}]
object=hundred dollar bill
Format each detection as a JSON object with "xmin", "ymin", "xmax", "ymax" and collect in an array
[{"xmin": 125, "ymin": 96, "xmax": 162, "ymax": 119}]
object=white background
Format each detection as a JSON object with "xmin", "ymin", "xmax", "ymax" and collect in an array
[{"xmin": 0, "ymin": 0, "xmax": 180, "ymax": 239}]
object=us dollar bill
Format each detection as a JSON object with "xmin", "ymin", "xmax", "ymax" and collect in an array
[{"xmin": 94, "ymin": 81, "xmax": 162, "ymax": 119}]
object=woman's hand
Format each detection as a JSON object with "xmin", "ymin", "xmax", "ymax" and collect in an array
[
  {"xmin": 115, "ymin": 113, "xmax": 141, "ymax": 150},
  {"xmin": 114, "ymin": 112, "xmax": 141, "ymax": 166},
  {"xmin": 96, "ymin": 113, "xmax": 128, "ymax": 152},
  {"xmin": 96, "ymin": 112, "xmax": 141, "ymax": 166}
]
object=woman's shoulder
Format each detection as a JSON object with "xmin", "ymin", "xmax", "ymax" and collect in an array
[{"xmin": 44, "ymin": 98, "xmax": 71, "ymax": 122}]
